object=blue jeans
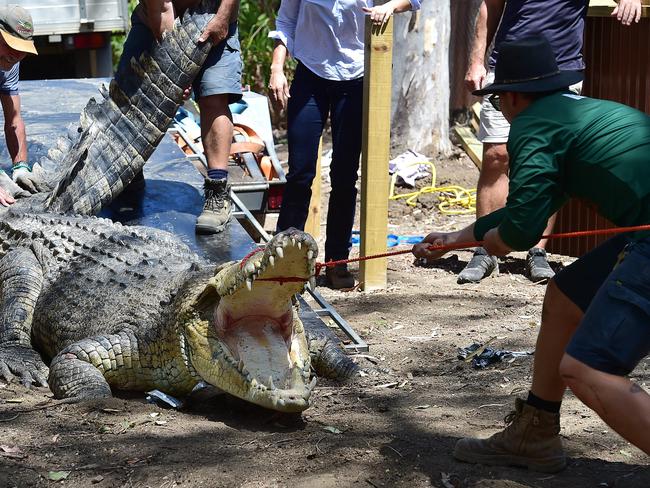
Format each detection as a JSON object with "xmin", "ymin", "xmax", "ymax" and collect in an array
[{"xmin": 277, "ymin": 63, "xmax": 363, "ymax": 261}]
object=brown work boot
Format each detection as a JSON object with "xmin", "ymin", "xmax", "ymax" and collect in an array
[
  {"xmin": 453, "ymin": 398, "xmax": 566, "ymax": 473},
  {"xmin": 196, "ymin": 178, "xmax": 232, "ymax": 234},
  {"xmin": 325, "ymin": 264, "xmax": 355, "ymax": 289}
]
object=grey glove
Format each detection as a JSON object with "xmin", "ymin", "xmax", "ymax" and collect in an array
[{"xmin": 11, "ymin": 162, "xmax": 48, "ymax": 194}]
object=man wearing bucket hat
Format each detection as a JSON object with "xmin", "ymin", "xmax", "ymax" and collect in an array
[
  {"xmin": 414, "ymin": 36, "xmax": 650, "ymax": 470},
  {"xmin": 0, "ymin": 5, "xmax": 41, "ymax": 206},
  {"xmin": 461, "ymin": 0, "xmax": 641, "ymax": 285}
]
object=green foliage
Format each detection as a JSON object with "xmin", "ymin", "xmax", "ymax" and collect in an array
[
  {"xmin": 111, "ymin": 0, "xmax": 138, "ymax": 70},
  {"xmin": 238, "ymin": 0, "xmax": 283, "ymax": 93}
]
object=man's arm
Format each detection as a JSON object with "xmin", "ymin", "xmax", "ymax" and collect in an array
[
  {"xmin": 269, "ymin": 40, "xmax": 290, "ymax": 111},
  {"xmin": 267, "ymin": 0, "xmax": 301, "ymax": 111},
  {"xmin": 198, "ymin": 0, "xmax": 240, "ymax": 44},
  {"xmin": 1, "ymin": 94, "xmax": 27, "ymax": 164},
  {"xmin": 362, "ymin": 0, "xmax": 419, "ymax": 27},
  {"xmin": 612, "ymin": 0, "xmax": 642, "ymax": 25},
  {"xmin": 412, "ymin": 222, "xmax": 478, "ymax": 261},
  {"xmin": 464, "ymin": 0, "xmax": 506, "ymax": 92},
  {"xmin": 0, "ymin": 94, "xmax": 26, "ymax": 206},
  {"xmin": 142, "ymin": 0, "xmax": 175, "ymax": 40}
]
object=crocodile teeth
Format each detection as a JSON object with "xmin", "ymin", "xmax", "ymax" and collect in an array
[
  {"xmin": 297, "ymin": 241, "xmax": 302, "ymax": 250},
  {"xmin": 290, "ymin": 237, "xmax": 296, "ymax": 246},
  {"xmin": 268, "ymin": 255, "xmax": 275, "ymax": 267},
  {"xmin": 308, "ymin": 377, "xmax": 318, "ymax": 391},
  {"xmin": 245, "ymin": 262, "xmax": 256, "ymax": 274},
  {"xmin": 268, "ymin": 376, "xmax": 276, "ymax": 390},
  {"xmin": 245, "ymin": 279, "xmax": 252, "ymax": 291},
  {"xmin": 309, "ymin": 277, "xmax": 316, "ymax": 290},
  {"xmin": 307, "ymin": 250, "xmax": 314, "ymax": 260},
  {"xmin": 290, "ymin": 366, "xmax": 304, "ymax": 388},
  {"xmin": 275, "ymin": 246, "xmax": 284, "ymax": 259},
  {"xmin": 238, "ymin": 359, "xmax": 245, "ymax": 371}
]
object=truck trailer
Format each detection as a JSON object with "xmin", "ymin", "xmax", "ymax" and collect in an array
[{"xmin": 7, "ymin": 0, "xmax": 130, "ymax": 79}]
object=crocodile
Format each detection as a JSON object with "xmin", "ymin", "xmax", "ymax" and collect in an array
[{"xmin": 0, "ymin": 0, "xmax": 358, "ymax": 412}]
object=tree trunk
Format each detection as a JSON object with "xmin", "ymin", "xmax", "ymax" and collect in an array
[
  {"xmin": 449, "ymin": 0, "xmax": 482, "ymax": 122},
  {"xmin": 390, "ymin": 1, "xmax": 451, "ymax": 155}
]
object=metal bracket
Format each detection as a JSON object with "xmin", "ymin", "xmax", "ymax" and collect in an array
[
  {"xmin": 305, "ymin": 288, "xmax": 368, "ymax": 352},
  {"xmin": 79, "ymin": 0, "xmax": 90, "ymax": 24}
]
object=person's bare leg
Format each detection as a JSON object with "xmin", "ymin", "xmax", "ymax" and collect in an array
[
  {"xmin": 196, "ymin": 94, "xmax": 234, "ymax": 234},
  {"xmin": 457, "ymin": 142, "xmax": 508, "ymax": 283},
  {"xmin": 535, "ymin": 212, "xmax": 557, "ymax": 250},
  {"xmin": 560, "ymin": 354, "xmax": 650, "ymax": 454},
  {"xmin": 476, "ymin": 142, "xmax": 509, "ymax": 217},
  {"xmin": 531, "ymin": 279, "xmax": 583, "ymax": 401},
  {"xmin": 199, "ymin": 94, "xmax": 233, "ymax": 171}
]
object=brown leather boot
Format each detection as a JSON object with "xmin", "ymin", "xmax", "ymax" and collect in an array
[
  {"xmin": 196, "ymin": 178, "xmax": 232, "ymax": 234},
  {"xmin": 453, "ymin": 398, "xmax": 566, "ymax": 473},
  {"xmin": 325, "ymin": 264, "xmax": 355, "ymax": 289}
]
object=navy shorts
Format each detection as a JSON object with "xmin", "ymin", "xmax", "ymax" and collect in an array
[
  {"xmin": 119, "ymin": 11, "xmax": 242, "ymax": 102},
  {"xmin": 555, "ymin": 235, "xmax": 650, "ymax": 375}
]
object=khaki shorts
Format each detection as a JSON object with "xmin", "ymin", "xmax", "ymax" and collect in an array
[{"xmin": 477, "ymin": 71, "xmax": 583, "ymax": 144}]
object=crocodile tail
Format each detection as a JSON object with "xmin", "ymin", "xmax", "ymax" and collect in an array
[
  {"xmin": 311, "ymin": 337, "xmax": 360, "ymax": 381},
  {"xmin": 304, "ymin": 311, "xmax": 360, "ymax": 381},
  {"xmin": 45, "ymin": 0, "xmax": 219, "ymax": 215}
]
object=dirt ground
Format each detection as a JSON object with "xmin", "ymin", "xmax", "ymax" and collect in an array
[{"xmin": 1, "ymin": 143, "xmax": 649, "ymax": 488}]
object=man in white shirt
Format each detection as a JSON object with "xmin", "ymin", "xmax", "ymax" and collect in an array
[{"xmin": 267, "ymin": 0, "xmax": 419, "ymax": 289}]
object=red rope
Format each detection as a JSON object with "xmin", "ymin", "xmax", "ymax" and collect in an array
[
  {"xmin": 239, "ymin": 224, "xmax": 650, "ymax": 282},
  {"xmin": 314, "ymin": 223, "xmax": 650, "ymax": 276},
  {"xmin": 239, "ymin": 247, "xmax": 264, "ymax": 269}
]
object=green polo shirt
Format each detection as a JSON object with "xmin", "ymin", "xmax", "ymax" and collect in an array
[{"xmin": 474, "ymin": 92, "xmax": 650, "ymax": 250}]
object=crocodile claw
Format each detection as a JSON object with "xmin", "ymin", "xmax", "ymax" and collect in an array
[{"xmin": 0, "ymin": 344, "xmax": 49, "ymax": 388}]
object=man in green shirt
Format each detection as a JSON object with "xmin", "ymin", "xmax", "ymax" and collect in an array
[{"xmin": 414, "ymin": 37, "xmax": 650, "ymax": 470}]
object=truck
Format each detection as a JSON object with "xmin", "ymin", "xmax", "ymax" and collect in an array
[{"xmin": 7, "ymin": 0, "xmax": 130, "ymax": 79}]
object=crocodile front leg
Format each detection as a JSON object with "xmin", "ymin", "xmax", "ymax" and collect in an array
[
  {"xmin": 49, "ymin": 329, "xmax": 198, "ymax": 402},
  {"xmin": 0, "ymin": 247, "xmax": 49, "ymax": 387}
]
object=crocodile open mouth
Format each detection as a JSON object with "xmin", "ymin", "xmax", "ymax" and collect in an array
[{"xmin": 206, "ymin": 229, "xmax": 319, "ymax": 411}]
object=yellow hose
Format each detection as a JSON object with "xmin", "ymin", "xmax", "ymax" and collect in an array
[{"xmin": 389, "ymin": 161, "xmax": 476, "ymax": 215}]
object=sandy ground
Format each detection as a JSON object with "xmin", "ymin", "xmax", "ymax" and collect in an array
[{"xmin": 1, "ymin": 145, "xmax": 648, "ymax": 488}]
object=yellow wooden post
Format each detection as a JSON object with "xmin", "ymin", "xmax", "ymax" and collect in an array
[
  {"xmin": 304, "ymin": 137, "xmax": 322, "ymax": 238},
  {"xmin": 360, "ymin": 13, "xmax": 393, "ymax": 291}
]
